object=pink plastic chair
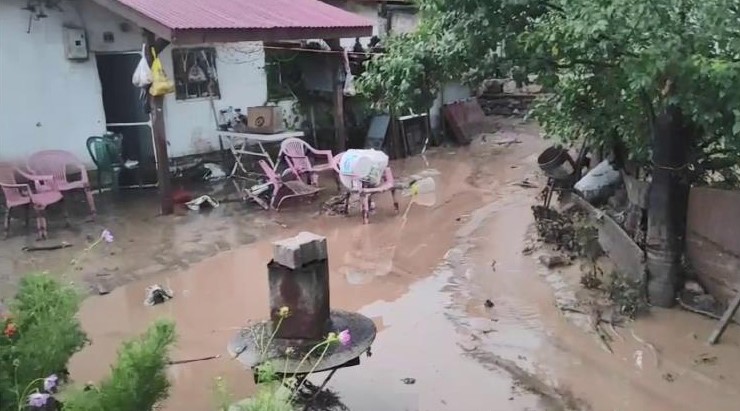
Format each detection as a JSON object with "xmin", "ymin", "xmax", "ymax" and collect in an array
[
  {"xmin": 333, "ymin": 153, "xmax": 399, "ymax": 224},
  {"xmin": 258, "ymin": 160, "xmax": 322, "ymax": 210},
  {"xmin": 0, "ymin": 163, "xmax": 66, "ymax": 239},
  {"xmin": 27, "ymin": 150, "xmax": 96, "ymax": 218},
  {"xmin": 278, "ymin": 138, "xmax": 336, "ymax": 188}
]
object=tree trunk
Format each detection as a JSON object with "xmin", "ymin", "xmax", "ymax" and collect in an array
[{"xmin": 646, "ymin": 105, "xmax": 691, "ymax": 307}]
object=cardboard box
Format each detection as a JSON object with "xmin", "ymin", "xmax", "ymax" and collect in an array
[{"xmin": 247, "ymin": 106, "xmax": 284, "ymax": 134}]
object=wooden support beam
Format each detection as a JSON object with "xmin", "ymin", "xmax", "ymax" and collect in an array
[
  {"xmin": 145, "ymin": 31, "xmax": 174, "ymax": 215},
  {"xmin": 325, "ymin": 39, "xmax": 346, "ymax": 153}
]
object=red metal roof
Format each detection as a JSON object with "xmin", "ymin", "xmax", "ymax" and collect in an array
[{"xmin": 115, "ymin": 0, "xmax": 373, "ymax": 31}]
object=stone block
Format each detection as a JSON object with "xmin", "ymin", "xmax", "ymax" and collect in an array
[{"xmin": 272, "ymin": 232, "xmax": 327, "ymax": 269}]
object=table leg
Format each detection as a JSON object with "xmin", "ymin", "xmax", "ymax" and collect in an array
[{"xmin": 301, "ymin": 368, "xmax": 338, "ymax": 411}]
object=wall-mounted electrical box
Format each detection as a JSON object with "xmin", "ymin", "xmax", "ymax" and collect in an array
[{"xmin": 63, "ymin": 27, "xmax": 88, "ymax": 60}]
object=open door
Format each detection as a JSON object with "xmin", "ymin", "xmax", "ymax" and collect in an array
[{"xmin": 96, "ymin": 52, "xmax": 158, "ymax": 186}]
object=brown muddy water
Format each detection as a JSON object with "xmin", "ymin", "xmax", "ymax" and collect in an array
[{"xmin": 20, "ymin": 118, "xmax": 740, "ymax": 411}]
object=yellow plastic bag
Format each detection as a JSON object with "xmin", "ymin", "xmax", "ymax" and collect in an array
[{"xmin": 149, "ymin": 48, "xmax": 175, "ymax": 96}]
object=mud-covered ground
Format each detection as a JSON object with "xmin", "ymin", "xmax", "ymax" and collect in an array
[{"xmin": 2, "ymin": 117, "xmax": 739, "ymax": 411}]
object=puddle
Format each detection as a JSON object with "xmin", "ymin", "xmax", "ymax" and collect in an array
[
  {"xmin": 74, "ymin": 118, "xmax": 727, "ymax": 411},
  {"xmin": 67, "ymin": 148, "xmax": 502, "ymax": 410}
]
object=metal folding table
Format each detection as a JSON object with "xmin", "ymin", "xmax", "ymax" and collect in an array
[{"xmin": 218, "ymin": 130, "xmax": 304, "ymax": 177}]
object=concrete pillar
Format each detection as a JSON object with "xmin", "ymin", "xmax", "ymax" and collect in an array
[{"xmin": 269, "ymin": 232, "xmax": 330, "ymax": 340}]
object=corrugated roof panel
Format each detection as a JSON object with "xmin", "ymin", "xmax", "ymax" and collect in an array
[{"xmin": 116, "ymin": 0, "xmax": 373, "ymax": 30}]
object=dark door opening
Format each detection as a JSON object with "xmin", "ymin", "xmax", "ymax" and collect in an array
[{"xmin": 96, "ymin": 52, "xmax": 158, "ymax": 186}]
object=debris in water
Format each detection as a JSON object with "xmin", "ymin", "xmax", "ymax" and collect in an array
[
  {"xmin": 694, "ymin": 353, "xmax": 718, "ymax": 365},
  {"xmin": 484, "ymin": 299, "xmax": 495, "ymax": 308},
  {"xmin": 321, "ymin": 194, "xmax": 349, "ymax": 216},
  {"xmin": 606, "ymin": 271, "xmax": 648, "ymax": 319},
  {"xmin": 401, "ymin": 378, "xmax": 416, "ymax": 385},
  {"xmin": 144, "ymin": 284, "xmax": 174, "ymax": 306},
  {"xmin": 203, "ymin": 163, "xmax": 227, "ymax": 180},
  {"xmin": 22, "ymin": 242, "xmax": 72, "ymax": 252},
  {"xmin": 513, "ymin": 179, "xmax": 537, "ymax": 189},
  {"xmin": 93, "ymin": 281, "xmax": 111, "ymax": 296},
  {"xmin": 185, "ymin": 195, "xmax": 220, "ymax": 211},
  {"xmin": 168, "ymin": 354, "xmax": 221, "ymax": 365},
  {"xmin": 633, "ymin": 350, "xmax": 644, "ymax": 369},
  {"xmin": 662, "ymin": 373, "xmax": 675, "ymax": 382},
  {"xmin": 684, "ymin": 280, "xmax": 705, "ymax": 294},
  {"xmin": 522, "ymin": 244, "xmax": 535, "ymax": 255},
  {"xmin": 580, "ymin": 263, "xmax": 604, "ymax": 289},
  {"xmin": 490, "ymin": 260, "xmax": 497, "ymax": 271},
  {"xmin": 539, "ymin": 253, "xmax": 570, "ymax": 268},
  {"xmin": 532, "ymin": 206, "xmax": 580, "ymax": 253}
]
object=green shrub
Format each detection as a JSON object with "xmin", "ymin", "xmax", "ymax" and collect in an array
[
  {"xmin": 0, "ymin": 274, "xmax": 87, "ymax": 411},
  {"xmin": 63, "ymin": 320, "xmax": 176, "ymax": 411}
]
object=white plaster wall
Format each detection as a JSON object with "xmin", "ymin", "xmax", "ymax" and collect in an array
[
  {"xmin": 159, "ymin": 42, "xmax": 268, "ymax": 157},
  {"xmin": 0, "ymin": 0, "xmax": 104, "ymax": 163},
  {"xmin": 0, "ymin": 0, "xmax": 143, "ymax": 165}
]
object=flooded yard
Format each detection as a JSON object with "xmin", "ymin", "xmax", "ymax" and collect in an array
[{"xmin": 2, "ymin": 118, "xmax": 739, "ymax": 411}]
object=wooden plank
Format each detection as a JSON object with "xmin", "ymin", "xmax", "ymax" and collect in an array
[{"xmin": 708, "ymin": 291, "xmax": 740, "ymax": 345}]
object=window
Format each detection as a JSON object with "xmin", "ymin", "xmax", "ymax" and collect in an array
[
  {"xmin": 172, "ymin": 47, "xmax": 220, "ymax": 100},
  {"xmin": 265, "ymin": 49, "xmax": 303, "ymax": 101}
]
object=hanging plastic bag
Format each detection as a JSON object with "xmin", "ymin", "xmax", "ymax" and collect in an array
[
  {"xmin": 188, "ymin": 63, "xmax": 207, "ymax": 82},
  {"xmin": 131, "ymin": 44, "xmax": 152, "ymax": 88},
  {"xmin": 149, "ymin": 47, "xmax": 175, "ymax": 96},
  {"xmin": 342, "ymin": 49, "xmax": 356, "ymax": 96}
]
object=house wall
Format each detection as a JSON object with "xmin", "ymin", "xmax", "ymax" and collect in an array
[
  {"xmin": 686, "ymin": 186, "xmax": 740, "ymax": 320},
  {"xmin": 0, "ymin": 0, "xmax": 139, "ymax": 164},
  {"xmin": 159, "ymin": 42, "xmax": 267, "ymax": 157},
  {"xmin": 0, "ymin": 0, "xmax": 270, "ymax": 163}
]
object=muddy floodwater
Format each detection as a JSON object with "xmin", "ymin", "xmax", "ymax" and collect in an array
[{"xmin": 7, "ymin": 118, "xmax": 740, "ymax": 410}]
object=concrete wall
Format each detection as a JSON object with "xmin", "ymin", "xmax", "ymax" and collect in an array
[
  {"xmin": 686, "ymin": 187, "xmax": 740, "ymax": 308},
  {"xmin": 0, "ymin": 0, "xmax": 269, "ymax": 162},
  {"xmin": 0, "ymin": 0, "xmax": 138, "ymax": 164}
]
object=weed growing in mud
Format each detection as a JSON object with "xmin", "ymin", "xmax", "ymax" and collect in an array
[
  {"xmin": 532, "ymin": 205, "xmax": 598, "ymax": 258},
  {"xmin": 580, "ymin": 263, "xmax": 604, "ymax": 290},
  {"xmin": 606, "ymin": 271, "xmax": 649, "ymax": 319}
]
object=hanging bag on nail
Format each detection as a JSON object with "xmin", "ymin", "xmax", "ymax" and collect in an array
[
  {"xmin": 149, "ymin": 47, "xmax": 175, "ymax": 96},
  {"xmin": 131, "ymin": 44, "xmax": 152, "ymax": 88}
]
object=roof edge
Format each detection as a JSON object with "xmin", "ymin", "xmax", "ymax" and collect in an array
[
  {"xmin": 89, "ymin": 0, "xmax": 173, "ymax": 40},
  {"xmin": 172, "ymin": 26, "xmax": 373, "ymax": 46}
]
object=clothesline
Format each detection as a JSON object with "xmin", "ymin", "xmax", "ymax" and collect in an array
[{"xmin": 261, "ymin": 44, "xmax": 384, "ymax": 57}]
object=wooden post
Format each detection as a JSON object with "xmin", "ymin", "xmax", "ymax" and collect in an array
[
  {"xmin": 325, "ymin": 39, "xmax": 346, "ymax": 152},
  {"xmin": 708, "ymin": 291, "xmax": 740, "ymax": 345},
  {"xmin": 151, "ymin": 95, "xmax": 174, "ymax": 215},
  {"xmin": 145, "ymin": 31, "xmax": 174, "ymax": 215}
]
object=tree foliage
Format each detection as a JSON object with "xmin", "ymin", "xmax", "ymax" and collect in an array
[
  {"xmin": 357, "ymin": 0, "xmax": 551, "ymax": 113},
  {"xmin": 526, "ymin": 0, "xmax": 740, "ymax": 182},
  {"xmin": 359, "ymin": 0, "xmax": 740, "ymax": 183}
]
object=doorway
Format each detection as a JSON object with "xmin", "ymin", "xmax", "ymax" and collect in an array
[{"xmin": 95, "ymin": 52, "xmax": 158, "ymax": 186}]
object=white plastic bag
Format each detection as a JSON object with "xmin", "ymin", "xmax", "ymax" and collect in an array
[
  {"xmin": 132, "ymin": 44, "xmax": 152, "ymax": 88},
  {"xmin": 342, "ymin": 49, "xmax": 356, "ymax": 96}
]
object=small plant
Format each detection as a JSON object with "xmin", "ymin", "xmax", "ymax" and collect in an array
[
  {"xmin": 0, "ymin": 229, "xmax": 177, "ymax": 411},
  {"xmin": 218, "ymin": 307, "xmax": 352, "ymax": 411},
  {"xmin": 0, "ymin": 274, "xmax": 87, "ymax": 411},
  {"xmin": 606, "ymin": 271, "xmax": 649, "ymax": 319},
  {"xmin": 62, "ymin": 320, "xmax": 176, "ymax": 411},
  {"xmin": 580, "ymin": 263, "xmax": 603, "ymax": 290}
]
